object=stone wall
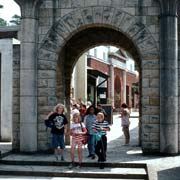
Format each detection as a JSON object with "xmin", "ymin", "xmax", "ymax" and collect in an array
[
  {"xmin": 36, "ymin": 0, "xmax": 160, "ymax": 153},
  {"xmin": 12, "ymin": 44, "xmax": 20, "ymax": 150}
]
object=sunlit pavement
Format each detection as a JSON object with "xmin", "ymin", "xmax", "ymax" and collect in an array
[{"xmin": 0, "ymin": 112, "xmax": 180, "ymax": 180}]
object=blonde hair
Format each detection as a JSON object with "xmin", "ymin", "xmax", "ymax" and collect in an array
[
  {"xmin": 73, "ymin": 113, "xmax": 82, "ymax": 123},
  {"xmin": 97, "ymin": 112, "xmax": 105, "ymax": 120},
  {"xmin": 54, "ymin": 103, "xmax": 66, "ymax": 114}
]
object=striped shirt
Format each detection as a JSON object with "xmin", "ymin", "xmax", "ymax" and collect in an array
[{"xmin": 92, "ymin": 120, "xmax": 110, "ymax": 135}]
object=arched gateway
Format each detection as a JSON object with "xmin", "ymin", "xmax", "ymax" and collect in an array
[{"xmin": 14, "ymin": 0, "xmax": 179, "ymax": 155}]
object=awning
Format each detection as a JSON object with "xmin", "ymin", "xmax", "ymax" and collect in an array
[{"xmin": 87, "ymin": 68, "xmax": 109, "ymax": 79}]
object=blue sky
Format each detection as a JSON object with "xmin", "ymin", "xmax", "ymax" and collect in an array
[{"xmin": 0, "ymin": 0, "xmax": 20, "ymax": 22}]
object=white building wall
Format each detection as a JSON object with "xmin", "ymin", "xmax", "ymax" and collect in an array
[{"xmin": 0, "ymin": 39, "xmax": 13, "ymax": 141}]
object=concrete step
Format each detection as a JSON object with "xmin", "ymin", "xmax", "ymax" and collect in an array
[{"xmin": 0, "ymin": 160, "xmax": 149, "ymax": 179}]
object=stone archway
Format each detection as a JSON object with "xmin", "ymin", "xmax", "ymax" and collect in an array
[{"xmin": 37, "ymin": 6, "xmax": 159, "ymax": 153}]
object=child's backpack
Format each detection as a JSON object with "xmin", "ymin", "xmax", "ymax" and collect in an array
[{"xmin": 44, "ymin": 119, "xmax": 53, "ymax": 129}]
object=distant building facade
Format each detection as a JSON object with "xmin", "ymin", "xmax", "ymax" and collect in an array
[{"xmin": 71, "ymin": 46, "xmax": 138, "ymax": 110}]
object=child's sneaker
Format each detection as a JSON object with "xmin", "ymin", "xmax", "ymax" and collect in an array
[
  {"xmin": 55, "ymin": 155, "xmax": 58, "ymax": 161},
  {"xmin": 61, "ymin": 156, "xmax": 64, "ymax": 161},
  {"xmin": 69, "ymin": 163, "xmax": 74, "ymax": 169}
]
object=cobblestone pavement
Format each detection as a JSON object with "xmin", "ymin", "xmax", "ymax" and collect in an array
[{"xmin": 0, "ymin": 112, "xmax": 180, "ymax": 180}]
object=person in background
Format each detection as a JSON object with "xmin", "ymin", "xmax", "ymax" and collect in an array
[
  {"xmin": 84, "ymin": 105, "xmax": 97, "ymax": 159},
  {"xmin": 79, "ymin": 104, "xmax": 87, "ymax": 121},
  {"xmin": 46, "ymin": 103, "xmax": 68, "ymax": 161},
  {"xmin": 69, "ymin": 113, "xmax": 87, "ymax": 169},
  {"xmin": 92, "ymin": 112, "xmax": 110, "ymax": 169},
  {"xmin": 121, "ymin": 108, "xmax": 130, "ymax": 145},
  {"xmin": 96, "ymin": 104, "xmax": 107, "ymax": 120}
]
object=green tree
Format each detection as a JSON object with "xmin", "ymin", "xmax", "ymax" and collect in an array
[
  {"xmin": 10, "ymin": 14, "xmax": 21, "ymax": 25},
  {"xmin": 0, "ymin": 5, "xmax": 7, "ymax": 26},
  {"xmin": 0, "ymin": 18, "xmax": 7, "ymax": 26}
]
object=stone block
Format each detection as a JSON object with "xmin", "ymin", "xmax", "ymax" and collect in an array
[
  {"xmin": 142, "ymin": 78, "xmax": 149, "ymax": 88},
  {"xmin": 93, "ymin": 7, "xmax": 103, "ymax": 24},
  {"xmin": 149, "ymin": 115, "xmax": 159, "ymax": 124},
  {"xmin": 58, "ymin": 0, "xmax": 71, "ymax": 8},
  {"xmin": 98, "ymin": 0, "xmax": 112, "ymax": 6},
  {"xmin": 127, "ymin": 21, "xmax": 145, "ymax": 38},
  {"xmin": 43, "ymin": 30, "xmax": 65, "ymax": 52},
  {"xmin": 60, "ymin": 8, "xmax": 73, "ymax": 17},
  {"xmin": 146, "ymin": 16, "xmax": 159, "ymax": 25},
  {"xmin": 48, "ymin": 96, "xmax": 58, "ymax": 105},
  {"xmin": 103, "ymin": 7, "xmax": 115, "ymax": 24},
  {"xmin": 72, "ymin": 0, "xmax": 84, "ymax": 8},
  {"xmin": 118, "ymin": 13, "xmax": 135, "ymax": 32},
  {"xmin": 142, "ymin": 115, "xmax": 150, "ymax": 124},
  {"xmin": 122, "ymin": 8, "xmax": 135, "ymax": 15},
  {"xmin": 149, "ymin": 78, "xmax": 159, "ymax": 88},
  {"xmin": 142, "ymin": 123, "xmax": 159, "ymax": 133},
  {"xmin": 38, "ymin": 88, "xmax": 56, "ymax": 96},
  {"xmin": 38, "ymin": 60, "xmax": 57, "ymax": 70},
  {"xmin": 148, "ymin": 7, "xmax": 159, "ymax": 16},
  {"xmin": 150, "ymin": 133, "xmax": 159, "ymax": 142},
  {"xmin": 38, "ymin": 105, "xmax": 54, "ymax": 114},
  {"xmin": 112, "ymin": 0, "xmax": 125, "ymax": 7},
  {"xmin": 112, "ymin": 9, "xmax": 124, "ymax": 26},
  {"xmin": 125, "ymin": 0, "xmax": 138, "ymax": 7},
  {"xmin": 142, "ymin": 59, "xmax": 159, "ymax": 70},
  {"xmin": 142, "ymin": 142, "xmax": 159, "ymax": 152},
  {"xmin": 142, "ymin": 105, "xmax": 159, "ymax": 115},
  {"xmin": 141, "ymin": 48, "xmax": 159, "ymax": 60},
  {"xmin": 72, "ymin": 9, "xmax": 84, "ymax": 28},
  {"xmin": 48, "ymin": 79, "xmax": 56, "ymax": 88},
  {"xmin": 142, "ymin": 69, "xmax": 159, "ymax": 78},
  {"xmin": 38, "ymin": 97, "xmax": 48, "ymax": 106},
  {"xmin": 141, "ymin": 96, "xmax": 149, "ymax": 105},
  {"xmin": 38, "ymin": 48, "xmax": 58, "ymax": 61},
  {"xmin": 135, "ymin": 6, "xmax": 148, "ymax": 16},
  {"xmin": 142, "ymin": 87, "xmax": 159, "ymax": 96},
  {"xmin": 81, "ymin": 7, "xmax": 93, "ymax": 24},
  {"xmin": 38, "ymin": 70, "xmax": 56, "ymax": 79},
  {"xmin": 150, "ymin": 97, "xmax": 159, "ymax": 106},
  {"xmin": 85, "ymin": 0, "xmax": 98, "ymax": 6},
  {"xmin": 38, "ymin": 79, "xmax": 48, "ymax": 88}
]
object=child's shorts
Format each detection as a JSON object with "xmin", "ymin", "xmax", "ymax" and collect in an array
[
  {"xmin": 71, "ymin": 139, "xmax": 83, "ymax": 149},
  {"xmin": 51, "ymin": 134, "xmax": 65, "ymax": 149}
]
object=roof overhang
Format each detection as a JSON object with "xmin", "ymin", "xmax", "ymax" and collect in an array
[
  {"xmin": 87, "ymin": 68, "xmax": 109, "ymax": 79},
  {"xmin": 0, "ymin": 26, "xmax": 20, "ymax": 39}
]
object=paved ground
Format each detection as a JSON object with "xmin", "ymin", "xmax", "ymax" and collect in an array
[{"xmin": 0, "ymin": 112, "xmax": 180, "ymax": 180}]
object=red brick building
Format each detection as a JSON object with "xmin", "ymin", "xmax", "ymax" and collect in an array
[{"xmin": 87, "ymin": 49, "xmax": 138, "ymax": 110}]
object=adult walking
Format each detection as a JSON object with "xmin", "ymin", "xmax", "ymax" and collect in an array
[{"xmin": 84, "ymin": 105, "xmax": 97, "ymax": 159}]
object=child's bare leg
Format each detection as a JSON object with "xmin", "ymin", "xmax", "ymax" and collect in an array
[{"xmin": 77, "ymin": 147, "xmax": 82, "ymax": 166}]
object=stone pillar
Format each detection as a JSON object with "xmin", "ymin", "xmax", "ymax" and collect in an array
[
  {"xmin": 123, "ymin": 70, "xmax": 126, "ymax": 103},
  {"xmin": 109, "ymin": 58, "xmax": 114, "ymax": 107},
  {"xmin": 15, "ymin": 0, "xmax": 41, "ymax": 152},
  {"xmin": 159, "ymin": 0, "xmax": 178, "ymax": 154}
]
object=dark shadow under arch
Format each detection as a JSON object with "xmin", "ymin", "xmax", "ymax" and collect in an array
[{"xmin": 62, "ymin": 26, "xmax": 141, "ymax": 75}]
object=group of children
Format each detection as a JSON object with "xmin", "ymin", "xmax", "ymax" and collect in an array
[{"xmin": 45, "ymin": 102, "xmax": 130, "ymax": 169}]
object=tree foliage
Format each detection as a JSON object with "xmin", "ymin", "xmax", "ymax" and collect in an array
[
  {"xmin": 0, "ymin": 18, "xmax": 7, "ymax": 26},
  {"xmin": 10, "ymin": 14, "xmax": 21, "ymax": 25}
]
